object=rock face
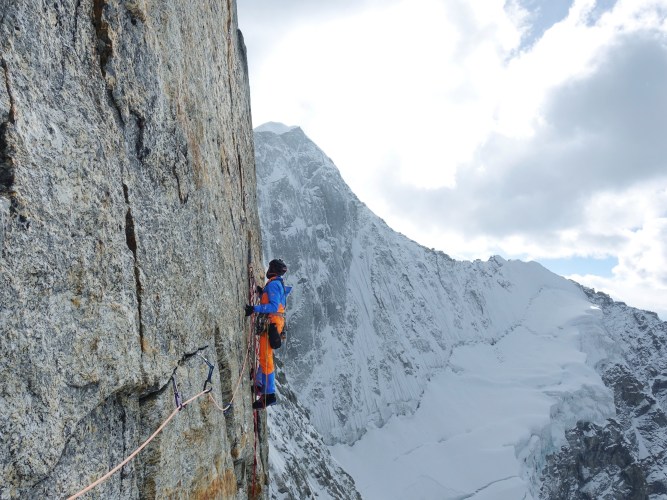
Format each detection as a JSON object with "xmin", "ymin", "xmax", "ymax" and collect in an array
[
  {"xmin": 1, "ymin": 1, "xmax": 266, "ymax": 498},
  {"xmin": 540, "ymin": 290, "xmax": 667, "ymax": 499}
]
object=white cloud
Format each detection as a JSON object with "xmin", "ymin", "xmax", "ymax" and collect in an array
[
  {"xmin": 245, "ymin": 0, "xmax": 527, "ymax": 190},
  {"xmin": 238, "ymin": 0, "xmax": 667, "ymax": 316},
  {"xmin": 570, "ymin": 270, "xmax": 667, "ymax": 321}
]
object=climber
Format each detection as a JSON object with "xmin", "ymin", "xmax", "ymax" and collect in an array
[{"xmin": 245, "ymin": 258, "xmax": 292, "ymax": 409}]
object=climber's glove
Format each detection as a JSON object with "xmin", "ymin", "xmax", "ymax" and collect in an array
[{"xmin": 244, "ymin": 305, "xmax": 254, "ymax": 317}]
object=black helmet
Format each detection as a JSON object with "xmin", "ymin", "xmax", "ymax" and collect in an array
[{"xmin": 267, "ymin": 258, "xmax": 288, "ymax": 277}]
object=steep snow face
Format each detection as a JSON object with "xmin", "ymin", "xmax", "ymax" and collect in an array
[
  {"xmin": 329, "ymin": 294, "xmax": 616, "ymax": 499},
  {"xmin": 265, "ymin": 365, "xmax": 362, "ymax": 500},
  {"xmin": 254, "ymin": 125, "xmax": 667, "ymax": 499},
  {"xmin": 254, "ymin": 127, "xmax": 603, "ymax": 445}
]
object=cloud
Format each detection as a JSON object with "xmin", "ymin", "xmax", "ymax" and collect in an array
[
  {"xmin": 378, "ymin": 25, "xmax": 667, "ymax": 240},
  {"xmin": 468, "ymin": 32, "xmax": 667, "ymax": 233},
  {"xmin": 237, "ymin": 0, "xmax": 391, "ymax": 63},
  {"xmin": 568, "ymin": 214, "xmax": 667, "ymax": 320},
  {"xmin": 241, "ymin": 0, "xmax": 526, "ymax": 191},
  {"xmin": 238, "ymin": 0, "xmax": 667, "ymax": 315},
  {"xmin": 371, "ymin": 7, "xmax": 667, "ymax": 314}
]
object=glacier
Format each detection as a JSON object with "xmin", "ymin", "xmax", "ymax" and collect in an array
[{"xmin": 254, "ymin": 125, "xmax": 667, "ymax": 499}]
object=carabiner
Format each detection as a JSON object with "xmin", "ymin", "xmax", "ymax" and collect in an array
[
  {"xmin": 171, "ymin": 374, "xmax": 183, "ymax": 410},
  {"xmin": 198, "ymin": 352, "xmax": 214, "ymax": 392}
]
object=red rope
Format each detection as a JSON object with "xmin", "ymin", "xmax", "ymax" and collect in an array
[
  {"xmin": 248, "ymin": 264, "xmax": 262, "ymax": 497},
  {"xmin": 252, "ymin": 409, "xmax": 259, "ymax": 497},
  {"xmin": 207, "ymin": 263, "xmax": 258, "ymax": 415},
  {"xmin": 207, "ymin": 323, "xmax": 253, "ymax": 414}
]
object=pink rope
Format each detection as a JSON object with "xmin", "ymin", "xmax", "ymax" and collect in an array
[{"xmin": 67, "ymin": 389, "xmax": 210, "ymax": 499}]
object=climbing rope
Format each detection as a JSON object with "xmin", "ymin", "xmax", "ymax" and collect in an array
[
  {"xmin": 248, "ymin": 263, "xmax": 262, "ymax": 403},
  {"xmin": 247, "ymin": 262, "xmax": 263, "ymax": 497},
  {"xmin": 67, "ymin": 318, "xmax": 254, "ymax": 497},
  {"xmin": 67, "ymin": 259, "xmax": 267, "ymax": 498},
  {"xmin": 207, "ymin": 335, "xmax": 252, "ymax": 414},
  {"xmin": 67, "ymin": 388, "xmax": 210, "ymax": 499}
]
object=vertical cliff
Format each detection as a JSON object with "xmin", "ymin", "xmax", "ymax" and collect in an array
[{"xmin": 0, "ymin": 1, "xmax": 266, "ymax": 498}]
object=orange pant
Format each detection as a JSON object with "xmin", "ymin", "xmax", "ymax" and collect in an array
[{"xmin": 258, "ymin": 332, "xmax": 274, "ymax": 374}]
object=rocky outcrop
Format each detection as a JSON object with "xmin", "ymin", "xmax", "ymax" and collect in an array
[
  {"xmin": 540, "ymin": 419, "xmax": 649, "ymax": 499},
  {"xmin": 0, "ymin": 1, "xmax": 265, "ymax": 498},
  {"xmin": 540, "ymin": 290, "xmax": 667, "ymax": 499}
]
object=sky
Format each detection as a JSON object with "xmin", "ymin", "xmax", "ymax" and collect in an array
[{"xmin": 236, "ymin": 0, "xmax": 667, "ymax": 319}]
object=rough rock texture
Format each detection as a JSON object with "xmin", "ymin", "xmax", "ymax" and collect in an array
[
  {"xmin": 540, "ymin": 419, "xmax": 649, "ymax": 500},
  {"xmin": 0, "ymin": 1, "xmax": 266, "ymax": 498},
  {"xmin": 267, "ymin": 361, "xmax": 363, "ymax": 500},
  {"xmin": 540, "ymin": 290, "xmax": 667, "ymax": 499}
]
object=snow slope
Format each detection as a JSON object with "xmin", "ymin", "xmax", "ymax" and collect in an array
[
  {"xmin": 331, "ymin": 285, "xmax": 614, "ymax": 499},
  {"xmin": 254, "ymin": 125, "xmax": 667, "ymax": 499},
  {"xmin": 265, "ymin": 363, "xmax": 361, "ymax": 500}
]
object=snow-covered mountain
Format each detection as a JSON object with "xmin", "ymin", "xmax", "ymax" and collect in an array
[
  {"xmin": 264, "ymin": 361, "xmax": 362, "ymax": 500},
  {"xmin": 254, "ymin": 125, "xmax": 667, "ymax": 499}
]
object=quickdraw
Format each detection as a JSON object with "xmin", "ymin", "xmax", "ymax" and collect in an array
[
  {"xmin": 171, "ymin": 374, "xmax": 183, "ymax": 410},
  {"xmin": 197, "ymin": 351, "xmax": 215, "ymax": 393},
  {"xmin": 67, "ymin": 350, "xmax": 218, "ymax": 499}
]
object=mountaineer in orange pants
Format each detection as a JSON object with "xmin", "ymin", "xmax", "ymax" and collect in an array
[{"xmin": 245, "ymin": 259, "xmax": 291, "ymax": 409}]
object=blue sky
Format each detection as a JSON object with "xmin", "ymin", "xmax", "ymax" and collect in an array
[
  {"xmin": 538, "ymin": 256, "xmax": 618, "ymax": 278},
  {"xmin": 237, "ymin": 0, "xmax": 667, "ymax": 318}
]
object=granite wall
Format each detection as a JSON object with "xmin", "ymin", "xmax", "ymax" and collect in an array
[{"xmin": 0, "ymin": 1, "xmax": 266, "ymax": 497}]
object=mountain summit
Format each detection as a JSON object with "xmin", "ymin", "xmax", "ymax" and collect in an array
[
  {"xmin": 254, "ymin": 121, "xmax": 299, "ymax": 135},
  {"xmin": 254, "ymin": 125, "xmax": 667, "ymax": 499}
]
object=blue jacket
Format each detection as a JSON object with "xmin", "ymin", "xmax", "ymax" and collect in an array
[{"xmin": 253, "ymin": 276, "xmax": 292, "ymax": 314}]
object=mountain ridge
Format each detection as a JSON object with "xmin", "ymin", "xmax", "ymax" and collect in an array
[{"xmin": 254, "ymin": 124, "xmax": 667, "ymax": 499}]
